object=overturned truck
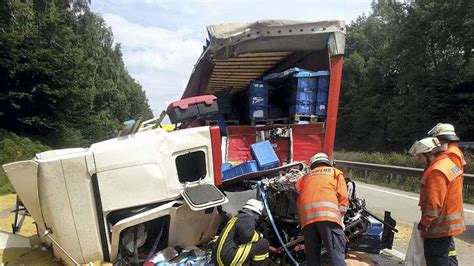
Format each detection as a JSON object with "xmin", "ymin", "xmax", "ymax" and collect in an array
[{"xmin": 3, "ymin": 20, "xmax": 397, "ymax": 265}]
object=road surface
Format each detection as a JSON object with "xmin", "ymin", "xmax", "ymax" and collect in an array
[{"xmin": 356, "ymin": 181, "xmax": 474, "ymax": 265}]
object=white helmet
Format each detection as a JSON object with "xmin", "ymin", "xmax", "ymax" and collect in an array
[
  {"xmin": 243, "ymin": 199, "xmax": 264, "ymax": 216},
  {"xmin": 427, "ymin": 123, "xmax": 460, "ymax": 142},
  {"xmin": 310, "ymin": 152, "xmax": 331, "ymax": 168},
  {"xmin": 408, "ymin": 137, "xmax": 441, "ymax": 155}
]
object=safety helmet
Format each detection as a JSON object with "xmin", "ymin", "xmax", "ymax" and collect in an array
[
  {"xmin": 310, "ymin": 152, "xmax": 331, "ymax": 168},
  {"xmin": 427, "ymin": 123, "xmax": 460, "ymax": 142},
  {"xmin": 408, "ymin": 137, "xmax": 441, "ymax": 155},
  {"xmin": 243, "ymin": 199, "xmax": 264, "ymax": 216}
]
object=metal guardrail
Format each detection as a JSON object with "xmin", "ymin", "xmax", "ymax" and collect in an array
[{"xmin": 334, "ymin": 160, "xmax": 474, "ymax": 185}]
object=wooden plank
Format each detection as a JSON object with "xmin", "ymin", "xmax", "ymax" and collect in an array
[
  {"xmin": 212, "ymin": 69, "xmax": 265, "ymax": 74},
  {"xmin": 207, "ymin": 84, "xmax": 247, "ymax": 88},
  {"xmin": 211, "ymin": 74, "xmax": 262, "ymax": 79},
  {"xmin": 214, "ymin": 57, "xmax": 285, "ymax": 63},
  {"xmin": 211, "ymin": 73, "xmax": 261, "ymax": 77},
  {"xmin": 237, "ymin": 52, "xmax": 291, "ymax": 57},
  {"xmin": 209, "ymin": 81, "xmax": 249, "ymax": 86},
  {"xmin": 209, "ymin": 77, "xmax": 256, "ymax": 82},
  {"xmin": 213, "ymin": 65, "xmax": 271, "ymax": 70},
  {"xmin": 209, "ymin": 79, "xmax": 252, "ymax": 83},
  {"xmin": 214, "ymin": 61, "xmax": 277, "ymax": 66}
]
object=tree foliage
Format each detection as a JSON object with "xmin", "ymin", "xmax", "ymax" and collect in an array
[
  {"xmin": 0, "ymin": 0, "xmax": 153, "ymax": 147},
  {"xmin": 337, "ymin": 0, "xmax": 474, "ymax": 151}
]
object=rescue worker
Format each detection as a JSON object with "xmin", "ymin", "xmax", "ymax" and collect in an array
[
  {"xmin": 296, "ymin": 153, "xmax": 349, "ymax": 266},
  {"xmin": 428, "ymin": 123, "xmax": 466, "ymax": 170},
  {"xmin": 212, "ymin": 199, "xmax": 273, "ymax": 265},
  {"xmin": 408, "ymin": 137, "xmax": 465, "ymax": 266}
]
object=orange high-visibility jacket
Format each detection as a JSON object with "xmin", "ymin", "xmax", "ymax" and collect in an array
[
  {"xmin": 419, "ymin": 153, "xmax": 465, "ymax": 238},
  {"xmin": 295, "ymin": 166, "xmax": 349, "ymax": 229},
  {"xmin": 444, "ymin": 143, "xmax": 466, "ymax": 170}
]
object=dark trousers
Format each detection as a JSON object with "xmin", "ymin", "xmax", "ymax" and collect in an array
[
  {"xmin": 302, "ymin": 221, "xmax": 346, "ymax": 266},
  {"xmin": 424, "ymin": 236, "xmax": 458, "ymax": 266}
]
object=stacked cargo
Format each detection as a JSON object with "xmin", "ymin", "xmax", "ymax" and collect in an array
[
  {"xmin": 315, "ymin": 72, "xmax": 330, "ymax": 117},
  {"xmin": 262, "ymin": 68, "xmax": 330, "ymax": 121},
  {"xmin": 248, "ymin": 81, "xmax": 269, "ymax": 122},
  {"xmin": 287, "ymin": 72, "xmax": 319, "ymax": 116}
]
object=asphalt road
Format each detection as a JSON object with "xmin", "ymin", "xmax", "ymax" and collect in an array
[{"xmin": 356, "ymin": 181, "xmax": 474, "ymax": 265}]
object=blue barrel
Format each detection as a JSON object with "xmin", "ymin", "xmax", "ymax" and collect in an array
[{"xmin": 315, "ymin": 75, "xmax": 329, "ymax": 117}]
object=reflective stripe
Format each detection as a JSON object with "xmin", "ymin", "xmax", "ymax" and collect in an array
[
  {"xmin": 238, "ymin": 242, "xmax": 253, "ymax": 265},
  {"xmin": 217, "ymin": 217, "xmax": 237, "ymax": 266},
  {"xmin": 435, "ymin": 212, "xmax": 463, "ymax": 224},
  {"xmin": 232, "ymin": 241, "xmax": 252, "ymax": 265},
  {"xmin": 230, "ymin": 244, "xmax": 246, "ymax": 266},
  {"xmin": 231, "ymin": 232, "xmax": 257, "ymax": 265},
  {"xmin": 305, "ymin": 210, "xmax": 341, "ymax": 221},
  {"xmin": 429, "ymin": 221, "xmax": 465, "ymax": 234},
  {"xmin": 339, "ymin": 206, "xmax": 348, "ymax": 212},
  {"xmin": 303, "ymin": 201, "xmax": 339, "ymax": 211},
  {"xmin": 448, "ymin": 250, "xmax": 457, "ymax": 256},
  {"xmin": 252, "ymin": 253, "xmax": 269, "ymax": 261},
  {"xmin": 423, "ymin": 209, "xmax": 440, "ymax": 217},
  {"xmin": 251, "ymin": 231, "xmax": 259, "ymax": 242}
]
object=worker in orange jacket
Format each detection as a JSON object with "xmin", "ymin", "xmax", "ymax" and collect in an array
[
  {"xmin": 409, "ymin": 137, "xmax": 465, "ymax": 266},
  {"xmin": 428, "ymin": 123, "xmax": 466, "ymax": 170},
  {"xmin": 296, "ymin": 153, "xmax": 349, "ymax": 266}
]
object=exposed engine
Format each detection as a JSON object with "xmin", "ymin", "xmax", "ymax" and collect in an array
[{"xmin": 257, "ymin": 168, "xmax": 397, "ymax": 263}]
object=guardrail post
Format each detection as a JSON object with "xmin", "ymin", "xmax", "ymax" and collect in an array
[
  {"xmin": 364, "ymin": 169, "xmax": 368, "ymax": 180},
  {"xmin": 389, "ymin": 173, "xmax": 393, "ymax": 183}
]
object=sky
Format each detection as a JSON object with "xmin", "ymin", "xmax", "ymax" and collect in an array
[{"xmin": 91, "ymin": 0, "xmax": 373, "ymax": 115}]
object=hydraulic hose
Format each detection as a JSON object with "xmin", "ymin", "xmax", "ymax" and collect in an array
[{"xmin": 258, "ymin": 182, "xmax": 299, "ymax": 266}]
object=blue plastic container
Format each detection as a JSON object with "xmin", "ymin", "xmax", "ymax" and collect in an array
[
  {"xmin": 357, "ymin": 218, "xmax": 383, "ymax": 250},
  {"xmin": 248, "ymin": 81, "xmax": 269, "ymax": 120},
  {"xmin": 249, "ymin": 80, "xmax": 269, "ymax": 95},
  {"xmin": 295, "ymin": 77, "xmax": 318, "ymax": 89},
  {"xmin": 317, "ymin": 73, "xmax": 329, "ymax": 90},
  {"xmin": 289, "ymin": 100, "xmax": 315, "ymax": 116},
  {"xmin": 222, "ymin": 163, "xmax": 233, "ymax": 174},
  {"xmin": 249, "ymin": 105, "xmax": 268, "ymax": 120},
  {"xmin": 222, "ymin": 160, "xmax": 258, "ymax": 181},
  {"xmin": 290, "ymin": 87, "xmax": 317, "ymax": 102},
  {"xmin": 251, "ymin": 141, "xmax": 280, "ymax": 170},
  {"xmin": 315, "ymin": 73, "xmax": 330, "ymax": 117}
]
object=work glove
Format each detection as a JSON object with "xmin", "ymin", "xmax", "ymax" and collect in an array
[{"xmin": 417, "ymin": 222, "xmax": 429, "ymax": 232}]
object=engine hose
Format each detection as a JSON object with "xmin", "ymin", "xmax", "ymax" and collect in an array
[{"xmin": 258, "ymin": 181, "xmax": 299, "ymax": 266}]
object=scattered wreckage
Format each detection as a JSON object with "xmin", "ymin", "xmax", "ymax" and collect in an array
[
  {"xmin": 2, "ymin": 128, "xmax": 397, "ymax": 265},
  {"xmin": 2, "ymin": 20, "xmax": 397, "ymax": 265}
]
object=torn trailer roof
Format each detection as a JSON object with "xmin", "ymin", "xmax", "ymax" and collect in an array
[{"xmin": 182, "ymin": 20, "xmax": 346, "ymax": 98}]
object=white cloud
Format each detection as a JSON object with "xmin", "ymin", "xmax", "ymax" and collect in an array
[
  {"xmin": 94, "ymin": 0, "xmax": 373, "ymax": 115},
  {"xmin": 102, "ymin": 14, "xmax": 203, "ymax": 114}
]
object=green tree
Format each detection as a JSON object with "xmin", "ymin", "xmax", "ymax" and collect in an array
[
  {"xmin": 0, "ymin": 0, "xmax": 153, "ymax": 147},
  {"xmin": 337, "ymin": 0, "xmax": 474, "ymax": 151}
]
